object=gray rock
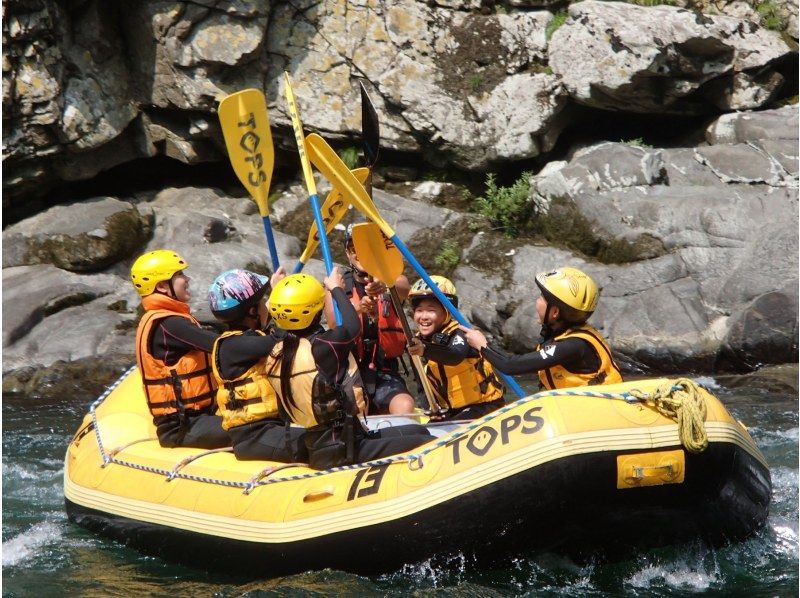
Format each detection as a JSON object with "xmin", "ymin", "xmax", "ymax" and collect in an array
[
  {"xmin": 705, "ymin": 105, "xmax": 799, "ymax": 144},
  {"xmin": 720, "ymin": 289, "xmax": 799, "ymax": 370},
  {"xmin": 694, "ymin": 144, "xmax": 786, "ymax": 185},
  {"xmin": 2, "ymin": 264, "xmax": 124, "ymax": 349},
  {"xmin": 2, "ymin": 197, "xmax": 152, "ymax": 272},
  {"xmin": 549, "ymin": 1, "xmax": 792, "ymax": 113},
  {"xmin": 661, "ymin": 148, "xmax": 727, "ymax": 187}
]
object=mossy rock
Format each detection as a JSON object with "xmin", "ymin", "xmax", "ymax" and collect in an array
[
  {"xmin": 3, "ymin": 198, "xmax": 153, "ymax": 272},
  {"xmin": 404, "ymin": 216, "xmax": 476, "ymax": 280},
  {"xmin": 2, "ymin": 355, "xmax": 135, "ymax": 401},
  {"xmin": 531, "ymin": 197, "xmax": 667, "ymax": 263}
]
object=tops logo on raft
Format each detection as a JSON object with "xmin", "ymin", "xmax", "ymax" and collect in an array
[
  {"xmin": 345, "ymin": 405, "xmax": 546, "ymax": 501},
  {"xmin": 449, "ymin": 405, "xmax": 545, "ymax": 465}
]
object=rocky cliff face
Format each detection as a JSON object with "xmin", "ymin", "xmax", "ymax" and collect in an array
[
  {"xmin": 2, "ymin": 0, "xmax": 797, "ymax": 397},
  {"xmin": 4, "ymin": 0, "xmax": 796, "ymax": 200}
]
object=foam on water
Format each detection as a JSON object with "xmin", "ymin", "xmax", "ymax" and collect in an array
[
  {"xmin": 692, "ymin": 376, "xmax": 721, "ymax": 390},
  {"xmin": 2, "ymin": 521, "xmax": 64, "ymax": 568},
  {"xmin": 624, "ymin": 548, "xmax": 721, "ymax": 592}
]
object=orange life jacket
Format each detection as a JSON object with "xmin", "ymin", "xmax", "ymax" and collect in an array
[
  {"xmin": 537, "ymin": 323, "xmax": 623, "ymax": 390},
  {"xmin": 135, "ymin": 294, "xmax": 216, "ymax": 418}
]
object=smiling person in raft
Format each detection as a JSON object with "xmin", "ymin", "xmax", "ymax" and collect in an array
[
  {"xmin": 131, "ymin": 250, "xmax": 229, "ymax": 449},
  {"xmin": 207, "ymin": 266, "xmax": 309, "ymax": 463},
  {"xmin": 407, "ymin": 276, "xmax": 507, "ymax": 420},
  {"xmin": 266, "ymin": 269, "xmax": 433, "ymax": 470},
  {"xmin": 460, "ymin": 267, "xmax": 623, "ymax": 391},
  {"xmin": 323, "ymin": 223, "xmax": 416, "ymax": 416}
]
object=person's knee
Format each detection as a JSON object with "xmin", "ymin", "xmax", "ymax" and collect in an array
[{"xmin": 388, "ymin": 393, "xmax": 415, "ymax": 415}]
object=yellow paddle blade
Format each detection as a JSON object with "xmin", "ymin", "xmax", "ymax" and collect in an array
[
  {"xmin": 300, "ymin": 167, "xmax": 370, "ymax": 264},
  {"xmin": 283, "ymin": 72, "xmax": 318, "ymax": 197},
  {"xmin": 351, "ymin": 222, "xmax": 404, "ymax": 285},
  {"xmin": 305, "ymin": 133, "xmax": 395, "ymax": 239},
  {"xmin": 218, "ymin": 89, "xmax": 274, "ymax": 216}
]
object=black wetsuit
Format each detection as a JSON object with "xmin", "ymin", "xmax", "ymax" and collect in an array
[
  {"xmin": 149, "ymin": 317, "xmax": 230, "ymax": 449},
  {"xmin": 480, "ymin": 334, "xmax": 601, "ymax": 382},
  {"xmin": 303, "ymin": 288, "xmax": 433, "ymax": 469}
]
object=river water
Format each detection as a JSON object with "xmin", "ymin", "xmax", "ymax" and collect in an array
[{"xmin": 3, "ymin": 374, "xmax": 798, "ymax": 596}]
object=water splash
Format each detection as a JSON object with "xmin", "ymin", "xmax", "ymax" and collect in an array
[
  {"xmin": 623, "ymin": 546, "xmax": 722, "ymax": 592},
  {"xmin": 2, "ymin": 521, "xmax": 64, "ymax": 568}
]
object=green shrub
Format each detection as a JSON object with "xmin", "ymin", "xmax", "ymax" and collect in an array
[
  {"xmin": 545, "ymin": 11, "xmax": 568, "ymax": 41},
  {"xmin": 469, "ymin": 74, "xmax": 484, "ymax": 92},
  {"xmin": 755, "ymin": 0, "xmax": 785, "ymax": 30},
  {"xmin": 434, "ymin": 239, "xmax": 461, "ymax": 274},
  {"xmin": 339, "ymin": 146, "xmax": 360, "ymax": 170},
  {"xmin": 474, "ymin": 171, "xmax": 533, "ymax": 238},
  {"xmin": 624, "ymin": 137, "xmax": 653, "ymax": 148}
]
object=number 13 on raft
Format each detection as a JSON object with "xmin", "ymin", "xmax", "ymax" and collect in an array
[
  {"xmin": 218, "ymin": 89, "xmax": 280, "ymax": 272},
  {"xmin": 283, "ymin": 72, "xmax": 341, "ymax": 325}
]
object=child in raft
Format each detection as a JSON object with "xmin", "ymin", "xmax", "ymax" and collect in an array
[
  {"xmin": 131, "ymin": 250, "xmax": 229, "ymax": 449},
  {"xmin": 460, "ymin": 267, "xmax": 623, "ymax": 390},
  {"xmin": 323, "ymin": 223, "xmax": 415, "ymax": 415},
  {"xmin": 406, "ymin": 276, "xmax": 506, "ymax": 420},
  {"xmin": 207, "ymin": 266, "xmax": 308, "ymax": 463},
  {"xmin": 265, "ymin": 268, "xmax": 434, "ymax": 470}
]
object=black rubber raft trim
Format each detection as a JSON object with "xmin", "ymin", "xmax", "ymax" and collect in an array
[{"xmin": 65, "ymin": 442, "xmax": 771, "ymax": 577}]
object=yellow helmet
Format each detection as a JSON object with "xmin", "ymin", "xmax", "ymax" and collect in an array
[
  {"xmin": 130, "ymin": 250, "xmax": 188, "ymax": 297},
  {"xmin": 269, "ymin": 274, "xmax": 326, "ymax": 330},
  {"xmin": 535, "ymin": 267, "xmax": 598, "ymax": 322},
  {"xmin": 408, "ymin": 275, "xmax": 458, "ymax": 308}
]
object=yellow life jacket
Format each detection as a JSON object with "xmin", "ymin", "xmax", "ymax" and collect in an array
[
  {"xmin": 135, "ymin": 294, "xmax": 216, "ymax": 418},
  {"xmin": 424, "ymin": 320, "xmax": 505, "ymax": 410},
  {"xmin": 210, "ymin": 330, "xmax": 280, "ymax": 430},
  {"xmin": 266, "ymin": 337, "xmax": 366, "ymax": 429},
  {"xmin": 537, "ymin": 323, "xmax": 623, "ymax": 390}
]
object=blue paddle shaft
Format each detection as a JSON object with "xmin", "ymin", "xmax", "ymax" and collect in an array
[
  {"xmin": 292, "ymin": 260, "xmax": 305, "ymax": 274},
  {"xmin": 392, "ymin": 235, "xmax": 527, "ymax": 399},
  {"xmin": 308, "ymin": 193, "xmax": 342, "ymax": 326},
  {"xmin": 261, "ymin": 217, "xmax": 280, "ymax": 273}
]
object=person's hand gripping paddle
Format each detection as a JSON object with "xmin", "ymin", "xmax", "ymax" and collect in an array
[
  {"xmin": 350, "ymin": 222, "xmax": 444, "ymax": 415},
  {"xmin": 292, "ymin": 167, "xmax": 370, "ymax": 274},
  {"xmin": 305, "ymin": 132, "xmax": 526, "ymax": 398},
  {"xmin": 218, "ymin": 89, "xmax": 280, "ymax": 272}
]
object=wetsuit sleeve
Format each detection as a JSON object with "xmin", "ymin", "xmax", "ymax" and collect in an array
[
  {"xmin": 217, "ymin": 333, "xmax": 280, "ymax": 379},
  {"xmin": 150, "ymin": 316, "xmax": 219, "ymax": 365},
  {"xmin": 312, "ymin": 288, "xmax": 361, "ymax": 383},
  {"xmin": 480, "ymin": 337, "xmax": 598, "ymax": 375},
  {"xmin": 421, "ymin": 330, "xmax": 478, "ymax": 366}
]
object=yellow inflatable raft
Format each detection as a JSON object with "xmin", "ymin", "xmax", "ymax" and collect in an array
[{"xmin": 64, "ymin": 367, "xmax": 771, "ymax": 575}]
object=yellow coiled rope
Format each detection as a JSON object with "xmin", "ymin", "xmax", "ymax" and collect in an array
[{"xmin": 629, "ymin": 378, "xmax": 709, "ymax": 453}]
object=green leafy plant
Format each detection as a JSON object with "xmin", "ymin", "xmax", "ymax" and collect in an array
[
  {"xmin": 338, "ymin": 146, "xmax": 360, "ymax": 170},
  {"xmin": 474, "ymin": 171, "xmax": 533, "ymax": 238},
  {"xmin": 754, "ymin": 0, "xmax": 785, "ymax": 30},
  {"xmin": 545, "ymin": 10, "xmax": 568, "ymax": 41},
  {"xmin": 468, "ymin": 74, "xmax": 484, "ymax": 92},
  {"xmin": 434, "ymin": 239, "xmax": 462, "ymax": 274},
  {"xmin": 624, "ymin": 137, "xmax": 653, "ymax": 148}
]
